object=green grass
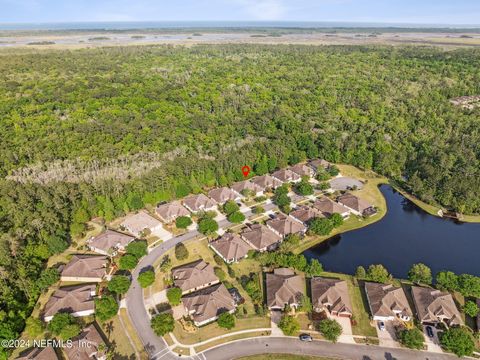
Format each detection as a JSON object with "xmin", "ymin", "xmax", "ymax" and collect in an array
[
  {"xmin": 173, "ymin": 316, "xmax": 270, "ymax": 345},
  {"xmin": 194, "ymin": 330, "xmax": 271, "ymax": 352}
]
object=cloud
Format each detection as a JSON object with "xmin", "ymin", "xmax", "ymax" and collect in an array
[{"xmin": 236, "ymin": 0, "xmax": 287, "ymax": 20}]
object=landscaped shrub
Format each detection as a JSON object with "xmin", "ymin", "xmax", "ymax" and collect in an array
[
  {"xmin": 174, "ymin": 242, "xmax": 189, "ymax": 260},
  {"xmin": 317, "ymin": 318, "xmax": 342, "ymax": 342},
  {"xmin": 217, "ymin": 312, "xmax": 235, "ymax": 329},
  {"xmin": 167, "ymin": 287, "xmax": 182, "ymax": 306},
  {"xmin": 175, "ymin": 216, "xmax": 192, "ymax": 229},
  {"xmin": 278, "ymin": 315, "xmax": 299, "ymax": 336},
  {"xmin": 151, "ymin": 313, "xmax": 174, "ymax": 336},
  {"xmin": 138, "ymin": 270, "xmax": 156, "ymax": 288},
  {"xmin": 95, "ymin": 295, "xmax": 119, "ymax": 321}
]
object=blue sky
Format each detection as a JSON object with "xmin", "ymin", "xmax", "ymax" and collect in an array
[{"xmin": 1, "ymin": 0, "xmax": 479, "ymax": 25}]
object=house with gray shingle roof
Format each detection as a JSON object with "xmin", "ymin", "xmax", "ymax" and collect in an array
[
  {"xmin": 172, "ymin": 259, "xmax": 219, "ymax": 295},
  {"xmin": 266, "ymin": 268, "xmax": 305, "ymax": 310},
  {"xmin": 266, "ymin": 214, "xmax": 307, "ymax": 238},
  {"xmin": 60, "ymin": 255, "xmax": 108, "ymax": 282},
  {"xmin": 251, "ymin": 175, "xmax": 283, "ymax": 191},
  {"xmin": 182, "ymin": 194, "xmax": 217, "ymax": 213},
  {"xmin": 87, "ymin": 229, "xmax": 135, "ymax": 256},
  {"xmin": 182, "ymin": 283, "xmax": 236, "ymax": 326},
  {"xmin": 230, "ymin": 180, "xmax": 263, "ymax": 197},
  {"xmin": 240, "ymin": 223, "xmax": 282, "ymax": 252},
  {"xmin": 289, "ymin": 205, "xmax": 324, "ymax": 225},
  {"xmin": 411, "ymin": 286, "xmax": 463, "ymax": 326},
  {"xmin": 156, "ymin": 201, "xmax": 190, "ymax": 223},
  {"xmin": 120, "ymin": 210, "xmax": 170, "ymax": 238},
  {"xmin": 65, "ymin": 324, "xmax": 107, "ymax": 360},
  {"xmin": 313, "ymin": 197, "xmax": 350, "ymax": 218},
  {"xmin": 364, "ymin": 282, "xmax": 412, "ymax": 322},
  {"xmin": 209, "ymin": 233, "xmax": 253, "ymax": 264},
  {"xmin": 272, "ymin": 169, "xmax": 301, "ymax": 183},
  {"xmin": 311, "ymin": 278, "xmax": 352, "ymax": 317},
  {"xmin": 289, "ymin": 163, "xmax": 314, "ymax": 178},
  {"xmin": 337, "ymin": 193, "xmax": 376, "ymax": 217},
  {"xmin": 308, "ymin": 159, "xmax": 331, "ymax": 172},
  {"xmin": 43, "ymin": 284, "xmax": 96, "ymax": 322},
  {"xmin": 208, "ymin": 187, "xmax": 241, "ymax": 204}
]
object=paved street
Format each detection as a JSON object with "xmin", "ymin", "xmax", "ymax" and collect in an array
[{"xmin": 202, "ymin": 337, "xmax": 458, "ymax": 360}]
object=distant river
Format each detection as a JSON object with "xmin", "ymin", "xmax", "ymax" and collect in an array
[{"xmin": 303, "ymin": 185, "xmax": 480, "ymax": 278}]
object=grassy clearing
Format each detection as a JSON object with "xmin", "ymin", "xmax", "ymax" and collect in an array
[
  {"xmin": 118, "ymin": 308, "xmax": 149, "ymax": 359},
  {"xmin": 194, "ymin": 330, "xmax": 271, "ymax": 352},
  {"xmin": 100, "ymin": 316, "xmax": 136, "ymax": 358},
  {"xmin": 173, "ymin": 316, "xmax": 270, "ymax": 345}
]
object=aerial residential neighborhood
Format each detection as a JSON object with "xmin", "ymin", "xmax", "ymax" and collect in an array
[
  {"xmin": 3, "ymin": 4, "xmax": 480, "ymax": 360},
  {"xmin": 14, "ymin": 158, "xmax": 480, "ymax": 360}
]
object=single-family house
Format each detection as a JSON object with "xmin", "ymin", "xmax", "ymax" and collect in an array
[
  {"xmin": 65, "ymin": 324, "xmax": 107, "ymax": 360},
  {"xmin": 289, "ymin": 163, "xmax": 314, "ymax": 178},
  {"xmin": 16, "ymin": 347, "xmax": 58, "ymax": 360},
  {"xmin": 230, "ymin": 180, "xmax": 264, "ymax": 197},
  {"xmin": 208, "ymin": 187, "xmax": 241, "ymax": 204},
  {"xmin": 364, "ymin": 282, "xmax": 412, "ymax": 322},
  {"xmin": 289, "ymin": 205, "xmax": 323, "ymax": 225},
  {"xmin": 183, "ymin": 194, "xmax": 217, "ymax": 213},
  {"xmin": 308, "ymin": 159, "xmax": 331, "ymax": 172},
  {"xmin": 182, "ymin": 283, "xmax": 236, "ymax": 326},
  {"xmin": 209, "ymin": 233, "xmax": 253, "ymax": 264},
  {"xmin": 266, "ymin": 214, "xmax": 307, "ymax": 239},
  {"xmin": 311, "ymin": 278, "xmax": 353, "ymax": 317},
  {"xmin": 251, "ymin": 175, "xmax": 283, "ymax": 191},
  {"xmin": 337, "ymin": 193, "xmax": 376, "ymax": 217},
  {"xmin": 240, "ymin": 223, "xmax": 282, "ymax": 252},
  {"xmin": 313, "ymin": 197, "xmax": 351, "ymax": 218},
  {"xmin": 411, "ymin": 286, "xmax": 464, "ymax": 326},
  {"xmin": 171, "ymin": 259, "xmax": 219, "ymax": 295},
  {"xmin": 87, "ymin": 229, "xmax": 135, "ymax": 256},
  {"xmin": 43, "ymin": 284, "xmax": 96, "ymax": 322},
  {"xmin": 266, "ymin": 268, "xmax": 305, "ymax": 310},
  {"xmin": 60, "ymin": 255, "xmax": 108, "ymax": 283},
  {"xmin": 120, "ymin": 210, "xmax": 170, "ymax": 238},
  {"xmin": 156, "ymin": 201, "xmax": 190, "ymax": 223},
  {"xmin": 272, "ymin": 169, "xmax": 301, "ymax": 183}
]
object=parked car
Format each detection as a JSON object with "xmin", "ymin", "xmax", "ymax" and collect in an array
[
  {"xmin": 378, "ymin": 321, "xmax": 386, "ymax": 331},
  {"xmin": 426, "ymin": 326, "xmax": 434, "ymax": 338},
  {"xmin": 299, "ymin": 333, "xmax": 313, "ymax": 342}
]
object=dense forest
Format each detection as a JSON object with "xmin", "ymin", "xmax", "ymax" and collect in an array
[{"xmin": 0, "ymin": 44, "xmax": 479, "ymax": 356}]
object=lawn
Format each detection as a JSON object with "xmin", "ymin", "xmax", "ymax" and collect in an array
[
  {"xmin": 172, "ymin": 316, "xmax": 270, "ymax": 345},
  {"xmin": 100, "ymin": 316, "xmax": 136, "ymax": 359},
  {"xmin": 194, "ymin": 330, "xmax": 271, "ymax": 353}
]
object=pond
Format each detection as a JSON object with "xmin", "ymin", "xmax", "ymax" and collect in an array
[{"xmin": 303, "ymin": 185, "xmax": 480, "ymax": 278}]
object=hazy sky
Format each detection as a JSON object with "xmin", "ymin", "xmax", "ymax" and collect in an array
[{"xmin": 1, "ymin": 0, "xmax": 479, "ymax": 25}]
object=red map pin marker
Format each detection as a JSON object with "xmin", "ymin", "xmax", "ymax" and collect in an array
[{"xmin": 241, "ymin": 165, "xmax": 251, "ymax": 178}]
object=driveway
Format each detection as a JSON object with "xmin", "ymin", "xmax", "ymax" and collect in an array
[
  {"xmin": 423, "ymin": 325, "xmax": 443, "ymax": 353},
  {"xmin": 376, "ymin": 321, "xmax": 401, "ymax": 348},
  {"xmin": 328, "ymin": 314, "xmax": 354, "ymax": 344},
  {"xmin": 270, "ymin": 311, "xmax": 283, "ymax": 336}
]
